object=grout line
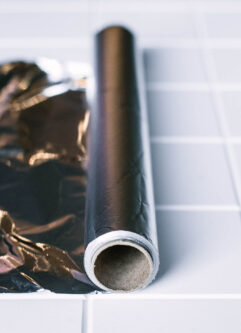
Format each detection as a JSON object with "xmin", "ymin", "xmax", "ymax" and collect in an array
[
  {"xmin": 82, "ymin": 296, "xmax": 93, "ymax": 333},
  {"xmin": 155, "ymin": 205, "xmax": 241, "ymax": 212},
  {"xmin": 0, "ymin": 2, "xmax": 193, "ymax": 14},
  {"xmin": 142, "ymin": 39, "xmax": 241, "ymax": 48},
  {"xmin": 81, "ymin": 296, "xmax": 88, "ymax": 333},
  {"xmin": 151, "ymin": 136, "xmax": 222, "ymax": 144},
  {"xmin": 88, "ymin": 293, "xmax": 241, "ymax": 300},
  {"xmin": 151, "ymin": 137, "xmax": 241, "ymax": 144},
  {"xmin": 192, "ymin": 4, "xmax": 241, "ymax": 212},
  {"xmin": 0, "ymin": 37, "xmax": 90, "ymax": 48},
  {"xmin": 0, "ymin": 291, "xmax": 240, "ymax": 300},
  {"xmin": 85, "ymin": 296, "xmax": 93, "ymax": 333},
  {"xmin": 146, "ymin": 82, "xmax": 241, "ymax": 92},
  {"xmin": 4, "ymin": 38, "xmax": 241, "ymax": 49},
  {"xmin": 142, "ymin": 39, "xmax": 241, "ymax": 49},
  {"xmin": 2, "ymin": 1, "xmax": 241, "ymax": 14},
  {"xmin": 147, "ymin": 82, "xmax": 210, "ymax": 91},
  {"xmin": 0, "ymin": 292, "xmax": 87, "ymax": 300}
]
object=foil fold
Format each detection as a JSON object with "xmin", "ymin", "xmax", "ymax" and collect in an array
[{"xmin": 0, "ymin": 59, "xmax": 94, "ymax": 293}]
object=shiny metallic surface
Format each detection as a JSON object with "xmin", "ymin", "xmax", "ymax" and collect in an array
[
  {"xmin": 0, "ymin": 60, "xmax": 94, "ymax": 293},
  {"xmin": 0, "ymin": 26, "xmax": 159, "ymax": 293},
  {"xmin": 85, "ymin": 26, "xmax": 159, "ymax": 290}
]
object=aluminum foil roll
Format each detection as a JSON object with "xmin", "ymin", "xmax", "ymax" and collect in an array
[
  {"xmin": 0, "ymin": 26, "xmax": 159, "ymax": 293},
  {"xmin": 84, "ymin": 26, "xmax": 159, "ymax": 292}
]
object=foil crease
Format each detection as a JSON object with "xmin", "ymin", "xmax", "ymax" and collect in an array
[
  {"xmin": 0, "ymin": 60, "xmax": 94, "ymax": 293},
  {"xmin": 0, "ymin": 26, "xmax": 159, "ymax": 294}
]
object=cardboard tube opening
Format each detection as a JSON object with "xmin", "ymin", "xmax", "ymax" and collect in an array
[{"xmin": 93, "ymin": 243, "xmax": 153, "ymax": 291}]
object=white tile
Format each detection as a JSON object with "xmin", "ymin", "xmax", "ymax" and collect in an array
[
  {"xmin": 0, "ymin": 13, "xmax": 90, "ymax": 38},
  {"xmin": 205, "ymin": 13, "xmax": 241, "ymax": 38},
  {"xmin": 147, "ymin": 91, "xmax": 219, "ymax": 137},
  {"xmin": 144, "ymin": 211, "xmax": 241, "ymax": 294},
  {"xmin": 101, "ymin": 12, "xmax": 195, "ymax": 38},
  {"xmin": 0, "ymin": 298, "xmax": 84, "ymax": 333},
  {"xmin": 0, "ymin": 12, "xmax": 194, "ymax": 39},
  {"xmin": 213, "ymin": 49, "xmax": 241, "ymax": 82},
  {"xmin": 0, "ymin": 48, "xmax": 90, "ymax": 63},
  {"xmin": 221, "ymin": 92, "xmax": 241, "ymax": 136},
  {"xmin": 233, "ymin": 145, "xmax": 241, "ymax": 185},
  {"xmin": 0, "ymin": 0, "xmax": 81, "ymax": 2},
  {"xmin": 144, "ymin": 49, "xmax": 206, "ymax": 82},
  {"xmin": 151, "ymin": 144, "xmax": 236, "ymax": 205},
  {"xmin": 89, "ymin": 298, "xmax": 241, "ymax": 333}
]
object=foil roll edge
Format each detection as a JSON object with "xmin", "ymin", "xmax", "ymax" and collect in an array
[{"xmin": 84, "ymin": 230, "xmax": 159, "ymax": 292}]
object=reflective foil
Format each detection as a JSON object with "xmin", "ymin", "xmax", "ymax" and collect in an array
[
  {"xmin": 0, "ymin": 60, "xmax": 94, "ymax": 293},
  {"xmin": 0, "ymin": 26, "xmax": 159, "ymax": 294},
  {"xmin": 84, "ymin": 26, "xmax": 159, "ymax": 291}
]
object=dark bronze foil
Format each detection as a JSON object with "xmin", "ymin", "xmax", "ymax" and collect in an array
[{"xmin": 0, "ymin": 60, "xmax": 94, "ymax": 293}]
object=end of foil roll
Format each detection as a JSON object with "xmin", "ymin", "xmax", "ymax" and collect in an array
[{"xmin": 84, "ymin": 231, "xmax": 159, "ymax": 292}]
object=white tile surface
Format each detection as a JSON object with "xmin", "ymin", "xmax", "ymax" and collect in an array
[
  {"xmin": 151, "ymin": 143, "xmax": 236, "ymax": 205},
  {"xmin": 147, "ymin": 91, "xmax": 219, "ymax": 137},
  {"xmin": 205, "ymin": 13, "xmax": 241, "ymax": 38},
  {"xmin": 232, "ymin": 145, "xmax": 241, "ymax": 186},
  {"xmin": 144, "ymin": 49, "xmax": 206, "ymax": 82},
  {"xmin": 0, "ymin": 297, "xmax": 85, "ymax": 333},
  {"xmin": 89, "ymin": 298, "xmax": 241, "ymax": 333},
  {"xmin": 0, "ymin": 13, "xmax": 90, "ymax": 37},
  {"xmin": 0, "ymin": 48, "xmax": 90, "ymax": 64},
  {"xmin": 101, "ymin": 12, "xmax": 195, "ymax": 38},
  {"xmin": 212, "ymin": 49, "xmax": 241, "ymax": 82},
  {"xmin": 221, "ymin": 92, "xmax": 241, "ymax": 136},
  {"xmin": 144, "ymin": 211, "xmax": 241, "ymax": 294}
]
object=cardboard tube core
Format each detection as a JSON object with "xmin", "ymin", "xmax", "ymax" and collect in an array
[{"xmin": 93, "ymin": 242, "xmax": 153, "ymax": 291}]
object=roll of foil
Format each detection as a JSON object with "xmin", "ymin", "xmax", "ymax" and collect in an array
[{"xmin": 0, "ymin": 26, "xmax": 159, "ymax": 293}]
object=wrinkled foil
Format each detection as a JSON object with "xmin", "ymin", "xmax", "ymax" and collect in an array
[
  {"xmin": 0, "ymin": 26, "xmax": 159, "ymax": 293},
  {"xmin": 0, "ymin": 60, "xmax": 95, "ymax": 293}
]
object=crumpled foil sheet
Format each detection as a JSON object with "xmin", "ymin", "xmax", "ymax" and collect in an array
[{"xmin": 0, "ymin": 60, "xmax": 95, "ymax": 293}]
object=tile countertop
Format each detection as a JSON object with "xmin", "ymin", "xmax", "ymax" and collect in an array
[{"xmin": 0, "ymin": 1, "xmax": 241, "ymax": 332}]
